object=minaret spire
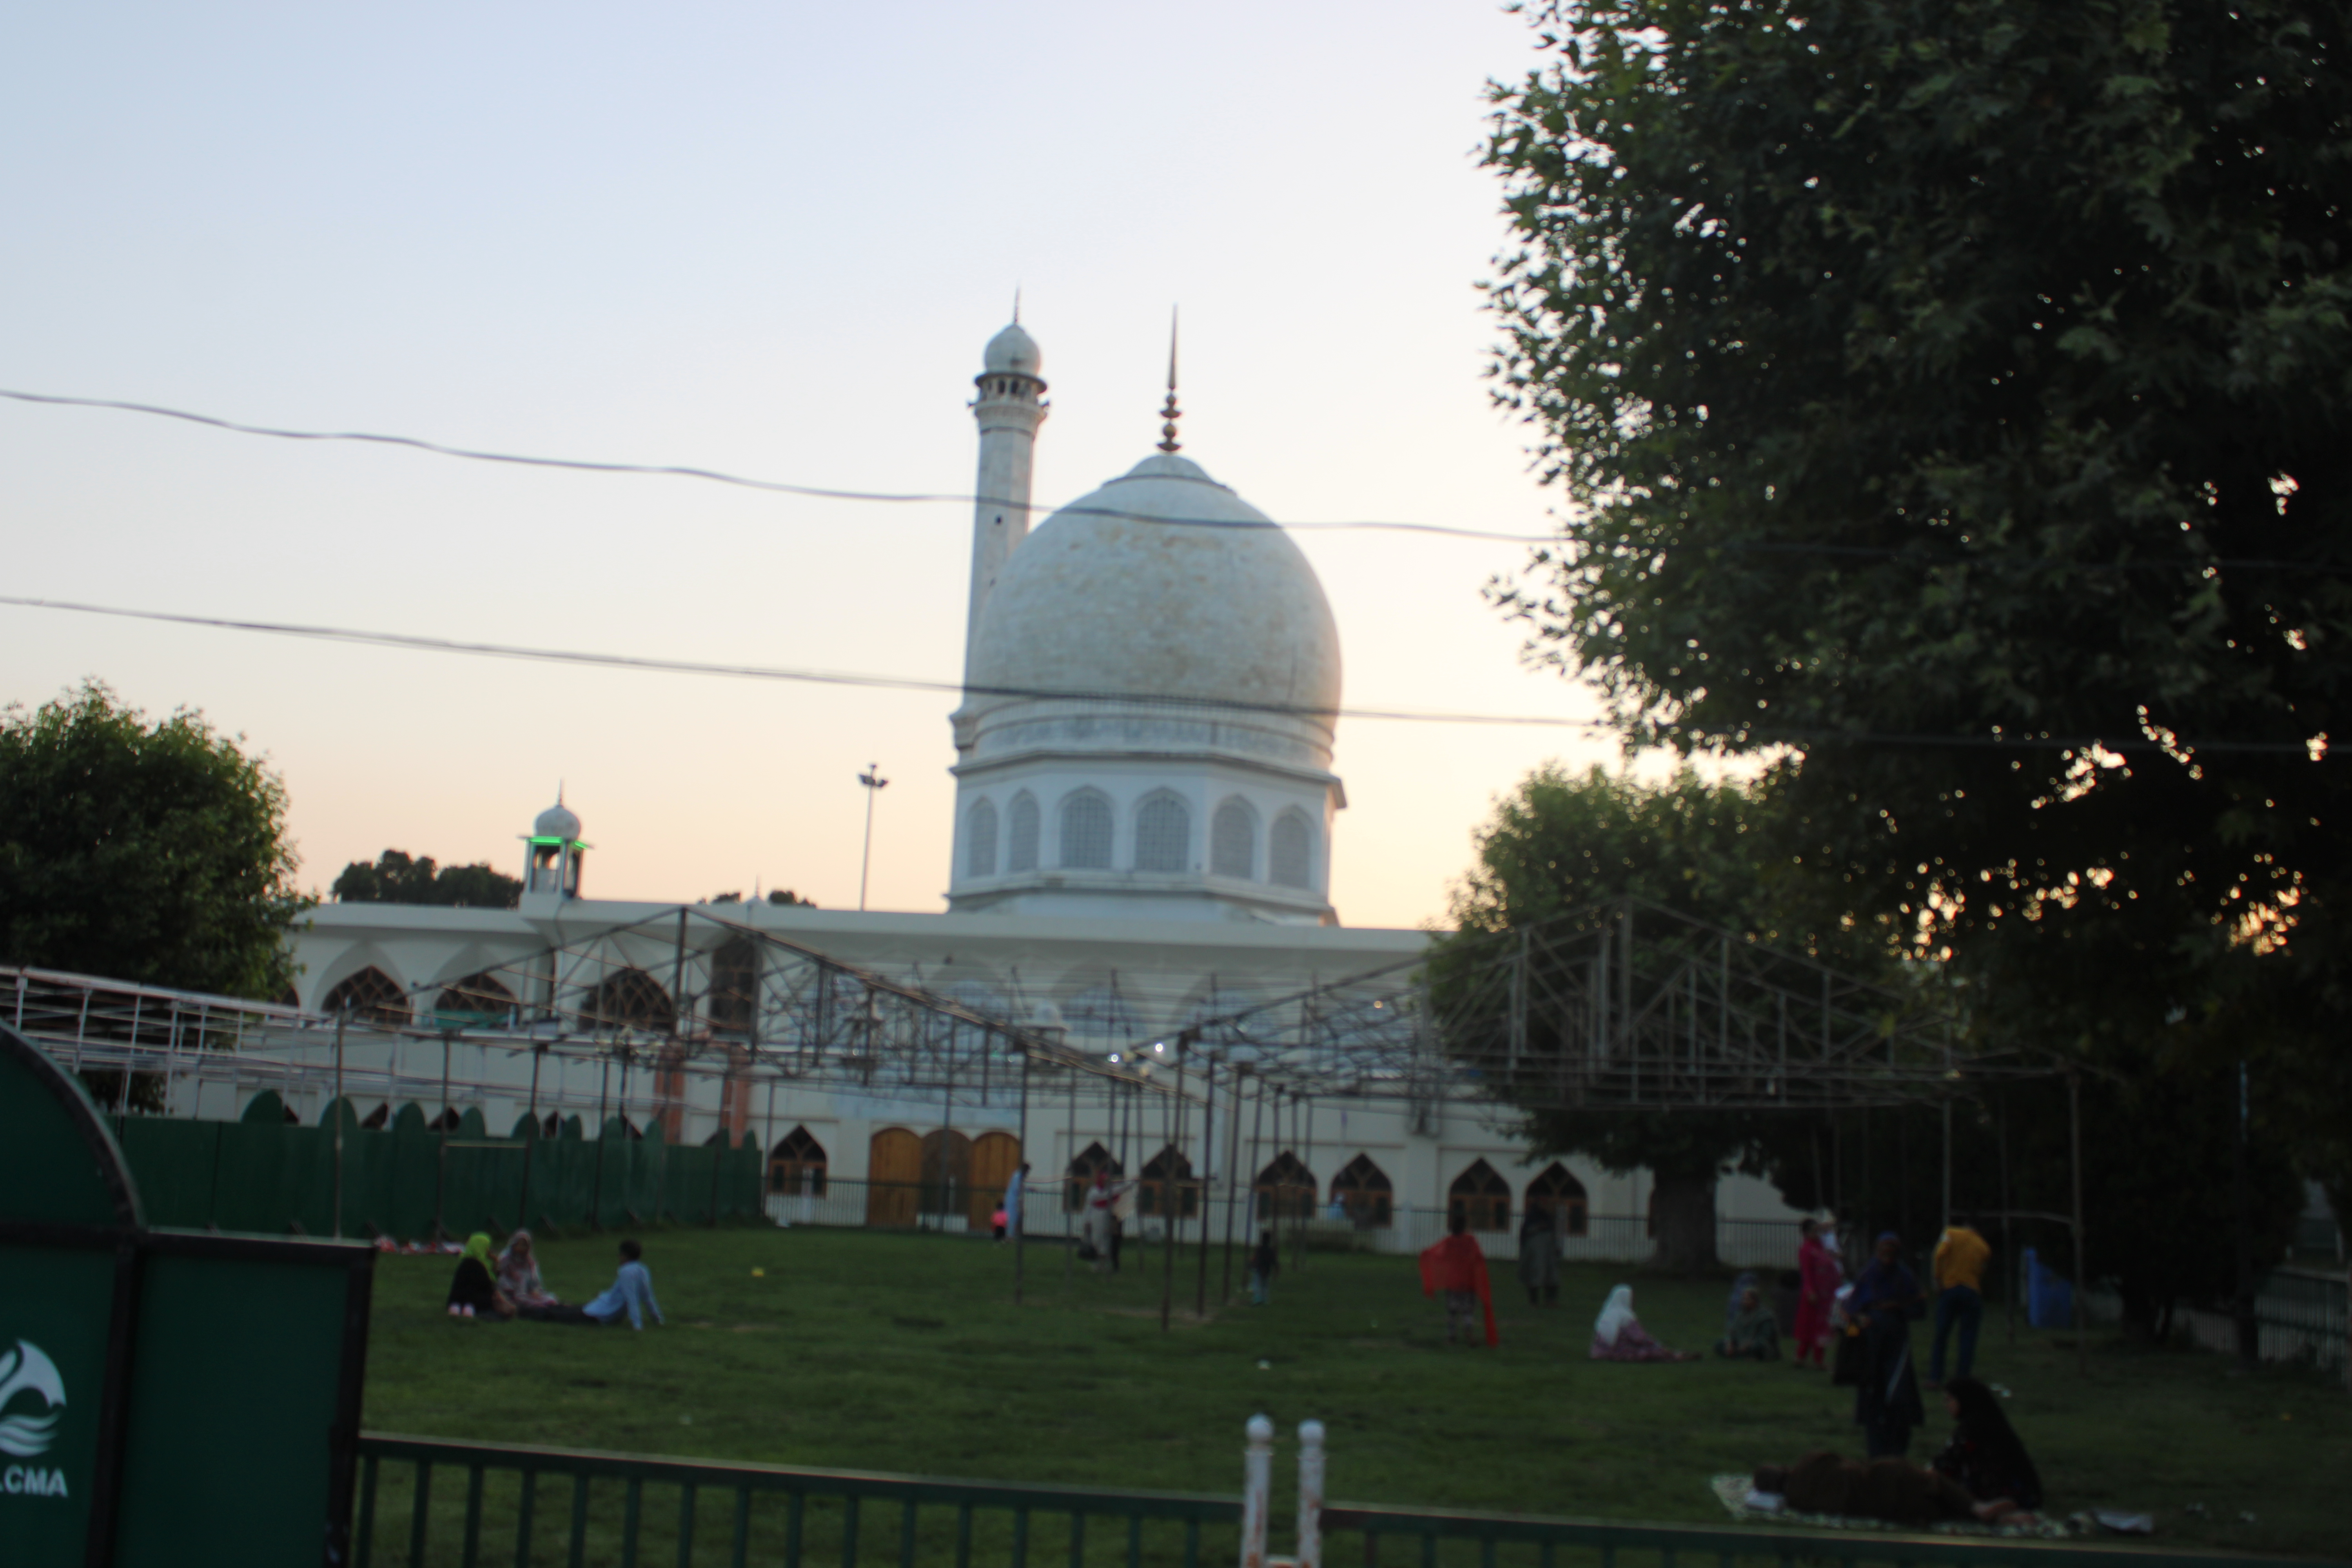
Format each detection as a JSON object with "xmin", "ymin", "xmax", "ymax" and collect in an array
[
  {"xmin": 958, "ymin": 312, "xmax": 1048, "ymax": 717},
  {"xmin": 1156, "ymin": 307, "xmax": 1182, "ymax": 454}
]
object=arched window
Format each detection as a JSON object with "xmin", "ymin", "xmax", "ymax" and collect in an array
[
  {"xmin": 1254, "ymin": 1152, "xmax": 1317, "ymax": 1222},
  {"xmin": 769, "ymin": 1125, "xmax": 829, "ymax": 1195},
  {"xmin": 321, "ymin": 966, "xmax": 411, "ymax": 1025},
  {"xmin": 1269, "ymin": 811, "xmax": 1316, "ymax": 889},
  {"xmin": 1134, "ymin": 793, "xmax": 1190, "ymax": 872},
  {"xmin": 1526, "ymin": 1161, "xmax": 1590, "ymax": 1237},
  {"xmin": 1064, "ymin": 1140, "xmax": 1124, "ymax": 1213},
  {"xmin": 1139, "ymin": 1144, "xmax": 1198, "ymax": 1219},
  {"xmin": 581, "ymin": 967, "xmax": 675, "ymax": 1033},
  {"xmin": 1059, "ymin": 791, "xmax": 1113, "ymax": 869},
  {"xmin": 1330, "ymin": 1153, "xmax": 1394, "ymax": 1227},
  {"xmin": 966, "ymin": 799, "xmax": 999, "ymax": 878},
  {"xmin": 1210, "ymin": 799, "xmax": 1256, "ymax": 878},
  {"xmin": 1007, "ymin": 793, "xmax": 1041, "ymax": 872},
  {"xmin": 431, "ymin": 971, "xmax": 514, "ymax": 1023},
  {"xmin": 1448, "ymin": 1158, "xmax": 1512, "ymax": 1232}
]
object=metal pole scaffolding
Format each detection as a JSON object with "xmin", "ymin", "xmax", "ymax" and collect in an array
[
  {"xmin": 520, "ymin": 1042, "xmax": 544, "ymax": 1229},
  {"xmin": 1220, "ymin": 1063, "xmax": 1245, "ymax": 1304},
  {"xmin": 1245, "ymin": 1071, "xmax": 1266, "ymax": 1282},
  {"xmin": 1195, "ymin": 1049, "xmax": 1215, "ymax": 1319},
  {"xmin": 1063, "ymin": 1066, "xmax": 1078, "ymax": 1289},
  {"xmin": 1161, "ymin": 1046, "xmax": 1183, "ymax": 1334},
  {"xmin": 435, "ymin": 1034, "xmax": 453, "ymax": 1242},
  {"xmin": 1015, "ymin": 1040, "xmax": 1030, "ymax": 1306},
  {"xmin": 332, "ymin": 1011, "xmax": 347, "ymax": 1241}
]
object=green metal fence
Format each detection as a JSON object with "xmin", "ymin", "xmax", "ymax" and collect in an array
[
  {"xmin": 352, "ymin": 1435, "xmax": 1241, "ymax": 1568},
  {"xmin": 107, "ymin": 1105, "xmax": 765, "ymax": 1240}
]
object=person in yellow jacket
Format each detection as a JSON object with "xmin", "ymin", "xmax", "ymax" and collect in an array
[{"xmin": 1929, "ymin": 1221, "xmax": 1991, "ymax": 1385}]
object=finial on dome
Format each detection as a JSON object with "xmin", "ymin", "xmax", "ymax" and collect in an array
[
  {"xmin": 1012, "ymin": 286, "xmax": 1021, "ymax": 325},
  {"xmin": 1156, "ymin": 307, "xmax": 1182, "ymax": 454}
]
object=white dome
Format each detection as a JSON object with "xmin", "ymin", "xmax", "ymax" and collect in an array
[
  {"xmin": 966, "ymin": 453, "xmax": 1341, "ymax": 731},
  {"xmin": 983, "ymin": 323, "xmax": 1042, "ymax": 377},
  {"xmin": 533, "ymin": 801, "xmax": 581, "ymax": 840}
]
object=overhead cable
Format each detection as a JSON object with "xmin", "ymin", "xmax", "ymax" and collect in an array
[{"xmin": 0, "ymin": 594, "xmax": 2323, "ymax": 753}]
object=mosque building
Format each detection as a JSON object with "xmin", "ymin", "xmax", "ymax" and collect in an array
[{"xmin": 279, "ymin": 318, "xmax": 1798, "ymax": 1256}]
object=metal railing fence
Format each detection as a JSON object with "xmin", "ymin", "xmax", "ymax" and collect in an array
[
  {"xmin": 352, "ymin": 1434, "xmax": 1240, "ymax": 1568},
  {"xmin": 2079, "ymin": 1270, "xmax": 2348, "ymax": 1372},
  {"xmin": 351, "ymin": 1429, "xmax": 2341, "ymax": 1568}
]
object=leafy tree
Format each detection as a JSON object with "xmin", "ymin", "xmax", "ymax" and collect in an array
[
  {"xmin": 1, "ymin": 682, "xmax": 309, "ymax": 1106},
  {"xmin": 1439, "ymin": 766, "xmax": 1875, "ymax": 1269},
  {"xmin": 766, "ymin": 888, "xmax": 814, "ymax": 907},
  {"xmin": 333, "ymin": 849, "xmax": 521, "ymax": 909},
  {"xmin": 1483, "ymin": 0, "xmax": 2352, "ymax": 1203}
]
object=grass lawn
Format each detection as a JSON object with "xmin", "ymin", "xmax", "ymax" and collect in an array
[{"xmin": 359, "ymin": 1224, "xmax": 2350, "ymax": 1560}]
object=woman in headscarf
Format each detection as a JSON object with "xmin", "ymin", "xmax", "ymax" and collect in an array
[
  {"xmin": 1846, "ymin": 1232, "xmax": 1926, "ymax": 1456},
  {"xmin": 1589, "ymin": 1284, "xmax": 1695, "ymax": 1361},
  {"xmin": 446, "ymin": 1232, "xmax": 513, "ymax": 1319},
  {"xmin": 496, "ymin": 1230, "xmax": 559, "ymax": 1315},
  {"xmin": 1717, "ymin": 1283, "xmax": 1782, "ymax": 1360},
  {"xmin": 1795, "ymin": 1218, "xmax": 1841, "ymax": 1369},
  {"xmin": 1516, "ymin": 1203, "xmax": 1562, "ymax": 1306},
  {"xmin": 1932, "ymin": 1376, "xmax": 2043, "ymax": 1517}
]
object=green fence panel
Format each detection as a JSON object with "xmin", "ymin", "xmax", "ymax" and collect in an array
[
  {"xmin": 213, "ymin": 1119, "xmax": 300, "ymax": 1232},
  {"xmin": 114, "ymin": 1117, "xmax": 223, "ymax": 1229},
  {"xmin": 388, "ymin": 1121, "xmax": 439, "ymax": 1239}
]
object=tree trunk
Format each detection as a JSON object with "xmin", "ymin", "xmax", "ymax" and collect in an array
[{"xmin": 1651, "ymin": 1170, "xmax": 1720, "ymax": 1272}]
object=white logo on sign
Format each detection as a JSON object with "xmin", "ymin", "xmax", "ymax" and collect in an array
[{"xmin": 0, "ymin": 1341, "xmax": 65, "ymax": 1459}]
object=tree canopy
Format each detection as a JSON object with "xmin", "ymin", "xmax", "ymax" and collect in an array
[
  {"xmin": 0, "ymin": 681, "xmax": 307, "ymax": 998},
  {"xmin": 332, "ymin": 849, "xmax": 522, "ymax": 909},
  {"xmin": 1483, "ymin": 0, "xmax": 2352, "ymax": 1205},
  {"xmin": 1441, "ymin": 766, "xmax": 1855, "ymax": 1267}
]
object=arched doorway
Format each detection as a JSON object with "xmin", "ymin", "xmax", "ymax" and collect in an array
[
  {"xmin": 867, "ymin": 1127, "xmax": 920, "ymax": 1226},
  {"xmin": 1525, "ymin": 1161, "xmax": 1590, "ymax": 1237},
  {"xmin": 1330, "ymin": 1153, "xmax": 1394, "ymax": 1227},
  {"xmin": 920, "ymin": 1129, "xmax": 973, "ymax": 1222},
  {"xmin": 969, "ymin": 1131, "xmax": 1022, "ymax": 1230},
  {"xmin": 1448, "ymin": 1159, "xmax": 1512, "ymax": 1232}
]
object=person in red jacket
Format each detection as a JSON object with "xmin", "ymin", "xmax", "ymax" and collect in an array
[{"xmin": 1419, "ymin": 1213, "xmax": 1499, "ymax": 1347}]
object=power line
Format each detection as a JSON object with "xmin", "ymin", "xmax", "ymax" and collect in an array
[
  {"xmin": 0, "ymin": 594, "xmax": 2322, "ymax": 753},
  {"xmin": 6, "ymin": 387, "xmax": 2339, "ymax": 575},
  {"xmin": 0, "ymin": 387, "xmax": 1552, "ymax": 544}
]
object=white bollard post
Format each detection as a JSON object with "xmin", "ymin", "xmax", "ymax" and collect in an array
[
  {"xmin": 1241, "ymin": 1414, "xmax": 1274, "ymax": 1568},
  {"xmin": 1295, "ymin": 1420, "xmax": 1325, "ymax": 1568}
]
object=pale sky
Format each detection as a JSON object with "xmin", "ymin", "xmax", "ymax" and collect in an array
[{"xmin": 0, "ymin": 4, "xmax": 1624, "ymax": 930}]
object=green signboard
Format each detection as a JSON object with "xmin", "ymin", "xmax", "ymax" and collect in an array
[{"xmin": 0, "ymin": 1022, "xmax": 373, "ymax": 1568}]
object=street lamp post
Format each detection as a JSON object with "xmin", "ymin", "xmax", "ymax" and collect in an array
[{"xmin": 857, "ymin": 763, "xmax": 889, "ymax": 911}]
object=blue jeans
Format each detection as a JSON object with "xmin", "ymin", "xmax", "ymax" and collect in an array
[{"xmin": 1931, "ymin": 1285, "xmax": 1982, "ymax": 1382}]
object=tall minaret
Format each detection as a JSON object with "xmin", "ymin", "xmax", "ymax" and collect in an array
[{"xmin": 964, "ymin": 314, "xmax": 1047, "ymax": 684}]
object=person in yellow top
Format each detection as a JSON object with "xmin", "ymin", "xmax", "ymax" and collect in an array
[{"xmin": 1929, "ymin": 1220, "xmax": 1992, "ymax": 1386}]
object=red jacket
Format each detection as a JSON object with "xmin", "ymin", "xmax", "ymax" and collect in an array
[{"xmin": 1418, "ymin": 1232, "xmax": 1499, "ymax": 1346}]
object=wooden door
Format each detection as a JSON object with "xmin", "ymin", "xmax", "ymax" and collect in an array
[
  {"xmin": 968, "ymin": 1131, "xmax": 1022, "ymax": 1229},
  {"xmin": 867, "ymin": 1127, "xmax": 920, "ymax": 1227},
  {"xmin": 919, "ymin": 1129, "xmax": 971, "ymax": 1219}
]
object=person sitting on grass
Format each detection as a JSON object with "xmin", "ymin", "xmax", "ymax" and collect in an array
[
  {"xmin": 1931, "ymin": 1376, "xmax": 2042, "ymax": 1518},
  {"xmin": 446, "ymin": 1233, "xmax": 513, "ymax": 1320},
  {"xmin": 1717, "ymin": 1284, "xmax": 1782, "ymax": 1361},
  {"xmin": 579, "ymin": 1238, "xmax": 665, "ymax": 1330},
  {"xmin": 1588, "ymin": 1284, "xmax": 1695, "ymax": 1361},
  {"xmin": 1754, "ymin": 1452, "xmax": 1990, "ymax": 1526},
  {"xmin": 496, "ymin": 1230, "xmax": 561, "ymax": 1316}
]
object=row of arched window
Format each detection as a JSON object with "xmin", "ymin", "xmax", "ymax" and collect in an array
[
  {"xmin": 763, "ymin": 1129, "xmax": 1593, "ymax": 1237},
  {"xmin": 964, "ymin": 790, "xmax": 1318, "ymax": 888},
  {"xmin": 318, "ymin": 962, "xmax": 680, "ymax": 1034}
]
